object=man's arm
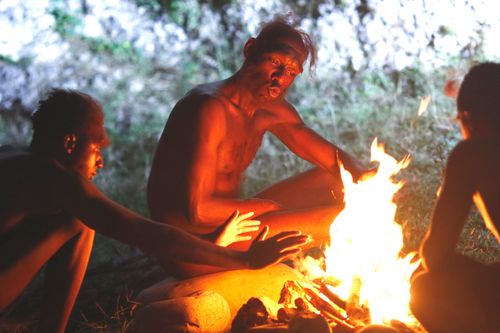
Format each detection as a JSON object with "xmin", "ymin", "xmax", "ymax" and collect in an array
[
  {"xmin": 269, "ymin": 103, "xmax": 366, "ymax": 180},
  {"xmin": 420, "ymin": 142, "xmax": 476, "ymax": 271},
  {"xmin": 186, "ymin": 97, "xmax": 281, "ymax": 225},
  {"xmin": 50, "ymin": 161, "xmax": 306, "ymax": 270}
]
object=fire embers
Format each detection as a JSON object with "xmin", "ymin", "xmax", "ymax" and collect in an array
[
  {"xmin": 230, "ymin": 280, "xmax": 350, "ymax": 332},
  {"xmin": 231, "ymin": 280, "xmax": 420, "ymax": 333}
]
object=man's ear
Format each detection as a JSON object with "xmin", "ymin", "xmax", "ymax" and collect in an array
[
  {"xmin": 63, "ymin": 134, "xmax": 77, "ymax": 154},
  {"xmin": 243, "ymin": 37, "xmax": 256, "ymax": 58}
]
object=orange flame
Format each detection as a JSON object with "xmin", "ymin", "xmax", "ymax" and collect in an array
[{"xmin": 296, "ymin": 138, "xmax": 420, "ymax": 326}]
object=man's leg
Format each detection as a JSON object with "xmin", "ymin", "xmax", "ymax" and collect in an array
[
  {"xmin": 40, "ymin": 220, "xmax": 94, "ymax": 333},
  {"xmin": 254, "ymin": 167, "xmax": 343, "ymax": 209},
  {"xmin": 0, "ymin": 213, "xmax": 94, "ymax": 333},
  {"xmin": 172, "ymin": 167, "xmax": 344, "ymax": 278},
  {"xmin": 254, "ymin": 166, "xmax": 344, "ymax": 243},
  {"xmin": 410, "ymin": 265, "xmax": 500, "ymax": 333}
]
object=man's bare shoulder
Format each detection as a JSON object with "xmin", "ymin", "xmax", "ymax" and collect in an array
[
  {"xmin": 0, "ymin": 149, "xmax": 76, "ymax": 216},
  {"xmin": 178, "ymin": 82, "xmax": 228, "ymax": 112},
  {"xmin": 0, "ymin": 148, "xmax": 82, "ymax": 194},
  {"xmin": 447, "ymin": 139, "xmax": 500, "ymax": 191},
  {"xmin": 260, "ymin": 99, "xmax": 303, "ymax": 124},
  {"xmin": 449, "ymin": 139, "xmax": 500, "ymax": 165}
]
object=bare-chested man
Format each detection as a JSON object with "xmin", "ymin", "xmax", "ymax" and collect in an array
[
  {"xmin": 410, "ymin": 63, "xmax": 500, "ymax": 333},
  {"xmin": 148, "ymin": 19, "xmax": 366, "ymax": 276},
  {"xmin": 0, "ymin": 89, "xmax": 308, "ymax": 333}
]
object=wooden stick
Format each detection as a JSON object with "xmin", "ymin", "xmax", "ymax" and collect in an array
[
  {"xmin": 315, "ymin": 281, "xmax": 347, "ymax": 310},
  {"xmin": 296, "ymin": 283, "xmax": 348, "ymax": 322}
]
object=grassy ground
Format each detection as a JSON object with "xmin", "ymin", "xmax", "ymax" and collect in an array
[{"xmin": 1, "ymin": 65, "xmax": 499, "ymax": 332}]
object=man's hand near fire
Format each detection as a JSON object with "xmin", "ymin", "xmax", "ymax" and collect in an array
[
  {"xmin": 246, "ymin": 226, "xmax": 310, "ymax": 269},
  {"xmin": 213, "ymin": 210, "xmax": 261, "ymax": 247}
]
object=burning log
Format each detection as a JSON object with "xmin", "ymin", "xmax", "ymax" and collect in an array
[
  {"xmin": 314, "ymin": 279, "xmax": 347, "ymax": 310},
  {"xmin": 293, "ymin": 282, "xmax": 355, "ymax": 332},
  {"xmin": 297, "ymin": 282, "xmax": 347, "ymax": 321},
  {"xmin": 345, "ymin": 278, "xmax": 371, "ymax": 326}
]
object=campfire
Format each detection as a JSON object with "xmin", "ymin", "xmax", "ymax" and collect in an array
[{"xmin": 232, "ymin": 139, "xmax": 424, "ymax": 333}]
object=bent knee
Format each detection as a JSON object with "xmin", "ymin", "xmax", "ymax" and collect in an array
[{"xmin": 410, "ymin": 272, "xmax": 437, "ymax": 315}]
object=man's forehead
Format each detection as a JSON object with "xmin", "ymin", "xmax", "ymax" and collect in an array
[{"xmin": 266, "ymin": 40, "xmax": 306, "ymax": 70}]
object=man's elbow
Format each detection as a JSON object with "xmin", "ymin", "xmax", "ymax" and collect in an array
[{"xmin": 187, "ymin": 200, "xmax": 211, "ymax": 226}]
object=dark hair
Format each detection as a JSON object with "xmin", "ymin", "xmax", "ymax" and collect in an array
[
  {"xmin": 31, "ymin": 89, "xmax": 108, "ymax": 150},
  {"xmin": 248, "ymin": 17, "xmax": 316, "ymax": 71},
  {"xmin": 457, "ymin": 62, "xmax": 500, "ymax": 125}
]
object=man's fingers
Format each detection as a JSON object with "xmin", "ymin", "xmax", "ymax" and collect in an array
[
  {"xmin": 239, "ymin": 220, "xmax": 261, "ymax": 227},
  {"xmin": 237, "ymin": 211, "xmax": 255, "ymax": 221},
  {"xmin": 271, "ymin": 230, "xmax": 302, "ymax": 241},
  {"xmin": 278, "ymin": 248, "xmax": 302, "ymax": 262},
  {"xmin": 276, "ymin": 235, "xmax": 309, "ymax": 250},
  {"xmin": 239, "ymin": 226, "xmax": 261, "ymax": 234},
  {"xmin": 235, "ymin": 235, "xmax": 253, "ymax": 242},
  {"xmin": 255, "ymin": 225, "xmax": 269, "ymax": 242}
]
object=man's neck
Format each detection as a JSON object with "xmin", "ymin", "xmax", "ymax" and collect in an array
[{"xmin": 220, "ymin": 72, "xmax": 259, "ymax": 117}]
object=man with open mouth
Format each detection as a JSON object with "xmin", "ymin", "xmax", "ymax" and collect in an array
[{"xmin": 148, "ymin": 17, "xmax": 368, "ymax": 278}]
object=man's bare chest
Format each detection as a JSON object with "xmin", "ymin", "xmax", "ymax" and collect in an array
[{"xmin": 216, "ymin": 131, "xmax": 264, "ymax": 173}]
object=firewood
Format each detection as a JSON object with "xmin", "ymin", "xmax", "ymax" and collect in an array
[
  {"xmin": 297, "ymin": 289, "xmax": 354, "ymax": 331},
  {"xmin": 277, "ymin": 281, "xmax": 315, "ymax": 313},
  {"xmin": 246, "ymin": 323, "xmax": 288, "ymax": 332},
  {"xmin": 297, "ymin": 283, "xmax": 347, "ymax": 321},
  {"xmin": 345, "ymin": 279, "xmax": 371, "ymax": 326},
  {"xmin": 315, "ymin": 281, "xmax": 347, "ymax": 310},
  {"xmin": 276, "ymin": 307, "xmax": 301, "ymax": 322},
  {"xmin": 231, "ymin": 298, "xmax": 274, "ymax": 333},
  {"xmin": 293, "ymin": 298, "xmax": 308, "ymax": 312},
  {"xmin": 288, "ymin": 313, "xmax": 330, "ymax": 333}
]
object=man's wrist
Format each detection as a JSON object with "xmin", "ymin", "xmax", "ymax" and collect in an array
[{"xmin": 236, "ymin": 250, "xmax": 251, "ymax": 269}]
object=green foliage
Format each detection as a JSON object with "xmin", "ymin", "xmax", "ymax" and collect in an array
[
  {"xmin": 86, "ymin": 37, "xmax": 142, "ymax": 62},
  {"xmin": 0, "ymin": 54, "xmax": 34, "ymax": 69},
  {"xmin": 49, "ymin": 5, "xmax": 82, "ymax": 38}
]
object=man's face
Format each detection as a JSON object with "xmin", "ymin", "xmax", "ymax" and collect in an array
[
  {"xmin": 245, "ymin": 39, "xmax": 305, "ymax": 102},
  {"xmin": 71, "ymin": 140, "xmax": 104, "ymax": 180}
]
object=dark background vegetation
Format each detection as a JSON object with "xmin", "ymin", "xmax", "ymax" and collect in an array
[{"xmin": 1, "ymin": 0, "xmax": 499, "ymax": 331}]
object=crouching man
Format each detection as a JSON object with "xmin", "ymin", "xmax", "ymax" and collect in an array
[
  {"xmin": 0, "ymin": 89, "xmax": 308, "ymax": 333},
  {"xmin": 410, "ymin": 63, "xmax": 500, "ymax": 333}
]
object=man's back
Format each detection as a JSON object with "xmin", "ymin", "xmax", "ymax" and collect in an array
[
  {"xmin": 0, "ymin": 146, "xmax": 64, "ymax": 234},
  {"xmin": 468, "ymin": 139, "xmax": 500, "ymax": 240}
]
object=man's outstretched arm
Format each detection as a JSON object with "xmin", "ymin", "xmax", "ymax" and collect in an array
[
  {"xmin": 419, "ymin": 142, "xmax": 475, "ymax": 271},
  {"xmin": 269, "ymin": 103, "xmax": 367, "ymax": 180},
  {"xmin": 52, "ymin": 163, "xmax": 307, "ymax": 270}
]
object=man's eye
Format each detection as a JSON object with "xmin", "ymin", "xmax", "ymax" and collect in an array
[{"xmin": 270, "ymin": 58, "xmax": 280, "ymax": 66}]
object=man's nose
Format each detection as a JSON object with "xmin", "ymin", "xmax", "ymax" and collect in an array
[
  {"xmin": 271, "ymin": 67, "xmax": 286, "ymax": 84},
  {"xmin": 96, "ymin": 156, "xmax": 104, "ymax": 169}
]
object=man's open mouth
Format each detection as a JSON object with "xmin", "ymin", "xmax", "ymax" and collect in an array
[{"xmin": 268, "ymin": 86, "xmax": 281, "ymax": 98}]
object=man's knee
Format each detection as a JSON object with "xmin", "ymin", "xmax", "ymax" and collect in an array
[{"xmin": 409, "ymin": 272, "xmax": 436, "ymax": 317}]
